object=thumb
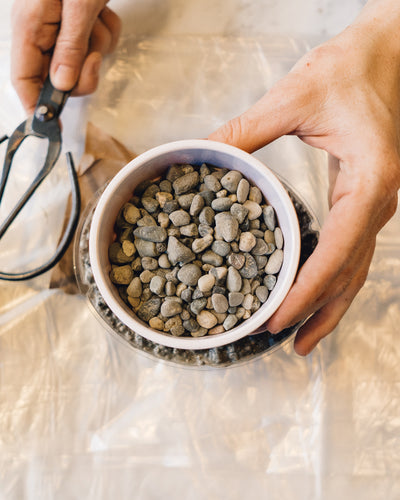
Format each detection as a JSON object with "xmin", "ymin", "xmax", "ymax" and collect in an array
[
  {"xmin": 50, "ymin": 1, "xmax": 103, "ymax": 91},
  {"xmin": 208, "ymin": 75, "xmax": 305, "ymax": 153}
]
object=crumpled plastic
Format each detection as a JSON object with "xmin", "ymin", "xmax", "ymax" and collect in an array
[{"xmin": 0, "ymin": 34, "xmax": 399, "ymax": 500}]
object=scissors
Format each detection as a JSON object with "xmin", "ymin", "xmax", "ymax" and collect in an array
[{"xmin": 0, "ymin": 77, "xmax": 80, "ymax": 281}]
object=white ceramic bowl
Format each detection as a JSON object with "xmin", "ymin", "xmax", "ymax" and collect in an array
[{"xmin": 89, "ymin": 139, "xmax": 300, "ymax": 349}]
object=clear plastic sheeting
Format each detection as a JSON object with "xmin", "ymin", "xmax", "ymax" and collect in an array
[{"xmin": 0, "ymin": 34, "xmax": 399, "ymax": 500}]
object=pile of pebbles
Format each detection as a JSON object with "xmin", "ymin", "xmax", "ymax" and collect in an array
[{"xmin": 108, "ymin": 163, "xmax": 284, "ymax": 337}]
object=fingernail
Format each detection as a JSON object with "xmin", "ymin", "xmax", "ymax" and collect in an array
[{"xmin": 52, "ymin": 65, "xmax": 78, "ymax": 91}]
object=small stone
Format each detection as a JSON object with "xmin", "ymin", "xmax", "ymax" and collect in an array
[
  {"xmin": 177, "ymin": 263, "xmax": 202, "ymax": 286},
  {"xmin": 165, "ymin": 281, "xmax": 176, "ymax": 296},
  {"xmin": 110, "ymin": 265, "xmax": 133, "ymax": 285},
  {"xmin": 140, "ymin": 270, "xmax": 155, "ymax": 283},
  {"xmin": 230, "ymin": 203, "xmax": 249, "ymax": 224},
  {"xmin": 209, "ymin": 325, "xmax": 225, "ymax": 335},
  {"xmin": 242, "ymin": 294, "xmax": 254, "ymax": 310},
  {"xmin": 263, "ymin": 205, "xmax": 276, "ymax": 231},
  {"xmin": 181, "ymin": 288, "xmax": 192, "ymax": 303},
  {"xmin": 159, "ymin": 180, "xmax": 172, "ymax": 193},
  {"xmin": 108, "ymin": 242, "xmax": 134, "ymax": 265},
  {"xmin": 236, "ymin": 307, "xmax": 246, "ymax": 320},
  {"xmin": 183, "ymin": 318, "xmax": 200, "ymax": 333},
  {"xmin": 137, "ymin": 297, "xmax": 161, "ymax": 322},
  {"xmin": 127, "ymin": 277, "xmax": 142, "ymax": 297},
  {"xmin": 236, "ymin": 178, "xmax": 250, "ymax": 203},
  {"xmin": 214, "ymin": 212, "xmax": 239, "ymax": 243},
  {"xmin": 161, "ymin": 300, "xmax": 182, "ymax": 318},
  {"xmin": 211, "ymin": 240, "xmax": 231, "ymax": 257},
  {"xmin": 122, "ymin": 203, "xmax": 141, "ymax": 224},
  {"xmin": 251, "ymin": 238, "xmax": 269, "ymax": 256},
  {"xmin": 141, "ymin": 256, "xmax": 158, "ymax": 270},
  {"xmin": 142, "ymin": 184, "xmax": 160, "ymax": 198},
  {"xmin": 228, "ymin": 292, "xmax": 244, "ymax": 307},
  {"xmin": 166, "ymin": 164, "xmax": 193, "ymax": 182},
  {"xmin": 178, "ymin": 193, "xmax": 196, "ymax": 210},
  {"xmin": 210, "ymin": 266, "xmax": 228, "ymax": 285},
  {"xmin": 230, "ymin": 241, "xmax": 239, "ymax": 253},
  {"xmin": 189, "ymin": 194, "xmax": 205, "ymax": 216},
  {"xmin": 192, "ymin": 234, "xmax": 214, "ymax": 253},
  {"xmin": 264, "ymin": 229, "xmax": 275, "ymax": 244},
  {"xmin": 192, "ymin": 287, "xmax": 204, "ymax": 300},
  {"xmin": 200, "ymin": 163, "xmax": 210, "ymax": 181},
  {"xmin": 131, "ymin": 257, "xmax": 142, "ymax": 272},
  {"xmin": 227, "ymin": 253, "xmax": 245, "ymax": 269},
  {"xmin": 163, "ymin": 200, "xmax": 180, "ymax": 214},
  {"xmin": 191, "ymin": 327, "xmax": 208, "ymax": 337},
  {"xmin": 204, "ymin": 174, "xmax": 222, "ymax": 192},
  {"xmin": 243, "ymin": 200, "xmax": 262, "ymax": 220},
  {"xmin": 214, "ymin": 312, "xmax": 227, "ymax": 324},
  {"xmin": 190, "ymin": 298, "xmax": 207, "ymax": 315},
  {"xmin": 180, "ymin": 223, "xmax": 198, "ymax": 237},
  {"xmin": 226, "ymin": 266, "xmax": 242, "ymax": 292},
  {"xmin": 169, "ymin": 209, "xmax": 191, "ymax": 227},
  {"xmin": 216, "ymin": 189, "xmax": 228, "ymax": 198},
  {"xmin": 249, "ymin": 186, "xmax": 262, "ymax": 203},
  {"xmin": 254, "ymin": 255, "xmax": 268, "ymax": 269},
  {"xmin": 240, "ymin": 279, "xmax": 251, "ymax": 295},
  {"xmin": 198, "ymin": 224, "xmax": 214, "ymax": 237},
  {"xmin": 121, "ymin": 240, "xmax": 136, "ymax": 258},
  {"xmin": 167, "ymin": 236, "xmax": 195, "ymax": 265},
  {"xmin": 211, "ymin": 293, "xmax": 229, "ymax": 314},
  {"xmin": 255, "ymin": 286, "xmax": 269, "ymax": 303},
  {"xmin": 172, "ymin": 171, "xmax": 199, "ymax": 195},
  {"xmin": 141, "ymin": 197, "xmax": 159, "ymax": 213},
  {"xmin": 198, "ymin": 274, "xmax": 216, "ymax": 293},
  {"xmin": 202, "ymin": 250, "xmax": 223, "ymax": 267},
  {"xmin": 197, "ymin": 310, "xmax": 218, "ymax": 329},
  {"xmin": 220, "ymin": 170, "xmax": 242, "ymax": 193},
  {"xmin": 239, "ymin": 232, "xmax": 257, "ymax": 252},
  {"xmin": 223, "ymin": 314, "xmax": 238, "ymax": 331},
  {"xmin": 199, "ymin": 207, "xmax": 215, "ymax": 225},
  {"xmin": 265, "ymin": 249, "xmax": 284, "ymax": 274},
  {"xmin": 239, "ymin": 253, "xmax": 258, "ymax": 279},
  {"xmin": 264, "ymin": 274, "xmax": 277, "ymax": 290},
  {"xmin": 200, "ymin": 190, "xmax": 215, "ymax": 206},
  {"xmin": 133, "ymin": 226, "xmax": 167, "ymax": 243},
  {"xmin": 274, "ymin": 227, "xmax": 284, "ymax": 249},
  {"xmin": 211, "ymin": 197, "xmax": 233, "ymax": 212},
  {"xmin": 155, "ymin": 191, "xmax": 173, "ymax": 208},
  {"xmin": 181, "ymin": 309, "xmax": 191, "ymax": 321},
  {"xmin": 150, "ymin": 275, "xmax": 166, "ymax": 295},
  {"xmin": 149, "ymin": 317, "xmax": 164, "ymax": 330},
  {"xmin": 137, "ymin": 214, "xmax": 157, "ymax": 227},
  {"xmin": 158, "ymin": 254, "xmax": 171, "ymax": 269}
]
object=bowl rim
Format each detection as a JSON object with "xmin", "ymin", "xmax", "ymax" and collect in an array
[{"xmin": 89, "ymin": 139, "xmax": 301, "ymax": 349}]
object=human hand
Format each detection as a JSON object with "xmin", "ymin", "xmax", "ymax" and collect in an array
[
  {"xmin": 11, "ymin": 0, "xmax": 121, "ymax": 114},
  {"xmin": 209, "ymin": 0, "xmax": 400, "ymax": 355}
]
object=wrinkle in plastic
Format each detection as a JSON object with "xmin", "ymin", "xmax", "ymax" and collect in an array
[{"xmin": 0, "ymin": 35, "xmax": 400, "ymax": 500}]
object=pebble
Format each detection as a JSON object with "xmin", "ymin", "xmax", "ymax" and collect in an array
[
  {"xmin": 265, "ymin": 249, "xmax": 284, "ymax": 274},
  {"xmin": 149, "ymin": 317, "xmax": 164, "ymax": 330},
  {"xmin": 141, "ymin": 197, "xmax": 159, "ymax": 213},
  {"xmin": 190, "ymin": 193, "xmax": 205, "ymax": 216},
  {"xmin": 192, "ymin": 234, "xmax": 213, "ymax": 253},
  {"xmin": 227, "ymin": 253, "xmax": 245, "ymax": 269},
  {"xmin": 263, "ymin": 205, "xmax": 276, "ymax": 231},
  {"xmin": 242, "ymin": 294, "xmax": 254, "ymax": 310},
  {"xmin": 134, "ymin": 226, "xmax": 167, "ymax": 243},
  {"xmin": 165, "ymin": 281, "xmax": 176, "ymax": 296},
  {"xmin": 160, "ymin": 300, "xmax": 182, "ymax": 318},
  {"xmin": 226, "ymin": 266, "xmax": 242, "ymax": 292},
  {"xmin": 209, "ymin": 325, "xmax": 225, "ymax": 335},
  {"xmin": 239, "ymin": 253, "xmax": 258, "ymax": 279},
  {"xmin": 251, "ymin": 238, "xmax": 269, "ymax": 256},
  {"xmin": 167, "ymin": 236, "xmax": 195, "ymax": 265},
  {"xmin": 243, "ymin": 200, "xmax": 262, "ymax": 220},
  {"xmin": 177, "ymin": 263, "xmax": 202, "ymax": 286},
  {"xmin": 180, "ymin": 223, "xmax": 198, "ymax": 237},
  {"xmin": 140, "ymin": 270, "xmax": 155, "ymax": 283},
  {"xmin": 181, "ymin": 288, "xmax": 192, "ymax": 303},
  {"xmin": 274, "ymin": 227, "xmax": 284, "ymax": 249},
  {"xmin": 127, "ymin": 277, "xmax": 142, "ymax": 297},
  {"xmin": 239, "ymin": 232, "xmax": 256, "ymax": 252},
  {"xmin": 211, "ymin": 293, "xmax": 229, "ymax": 314},
  {"xmin": 141, "ymin": 256, "xmax": 158, "ymax": 270},
  {"xmin": 122, "ymin": 203, "xmax": 141, "ymax": 224},
  {"xmin": 210, "ymin": 266, "xmax": 228, "ymax": 284},
  {"xmin": 178, "ymin": 193, "xmax": 195, "ymax": 210},
  {"xmin": 215, "ymin": 212, "xmax": 239, "ymax": 243},
  {"xmin": 199, "ymin": 207, "xmax": 215, "ymax": 225},
  {"xmin": 236, "ymin": 178, "xmax": 250, "ymax": 203},
  {"xmin": 264, "ymin": 274, "xmax": 277, "ymax": 290},
  {"xmin": 150, "ymin": 275, "xmax": 166, "ymax": 295},
  {"xmin": 211, "ymin": 240, "xmax": 231, "ymax": 257},
  {"xmin": 228, "ymin": 292, "xmax": 244, "ymax": 307},
  {"xmin": 137, "ymin": 297, "xmax": 161, "ymax": 322},
  {"xmin": 198, "ymin": 274, "xmax": 216, "ymax": 293},
  {"xmin": 211, "ymin": 197, "xmax": 233, "ymax": 212},
  {"xmin": 158, "ymin": 254, "xmax": 171, "ymax": 269},
  {"xmin": 173, "ymin": 171, "xmax": 199, "ymax": 194},
  {"xmin": 230, "ymin": 203, "xmax": 248, "ymax": 224},
  {"xmin": 255, "ymin": 285, "xmax": 269, "ymax": 303},
  {"xmin": 110, "ymin": 265, "xmax": 133, "ymax": 285},
  {"xmin": 158, "ymin": 212, "xmax": 170, "ymax": 228},
  {"xmin": 220, "ymin": 170, "xmax": 242, "ymax": 193},
  {"xmin": 197, "ymin": 310, "xmax": 218, "ymax": 329},
  {"xmin": 249, "ymin": 186, "xmax": 262, "ymax": 204},
  {"xmin": 198, "ymin": 224, "xmax": 213, "ymax": 237},
  {"xmin": 202, "ymin": 250, "xmax": 223, "ymax": 266},
  {"xmin": 155, "ymin": 191, "xmax": 173, "ymax": 208},
  {"xmin": 169, "ymin": 209, "xmax": 191, "ymax": 227},
  {"xmin": 223, "ymin": 314, "xmax": 238, "ymax": 331},
  {"xmin": 204, "ymin": 174, "xmax": 222, "ymax": 192},
  {"xmin": 191, "ymin": 298, "xmax": 207, "ymax": 315}
]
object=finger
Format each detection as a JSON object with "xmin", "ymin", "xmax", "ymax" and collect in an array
[
  {"xmin": 208, "ymin": 73, "xmax": 308, "ymax": 153},
  {"xmin": 293, "ymin": 245, "xmax": 373, "ymax": 356},
  {"xmin": 71, "ymin": 51, "xmax": 102, "ymax": 96},
  {"xmin": 89, "ymin": 17, "xmax": 113, "ymax": 55},
  {"xmin": 50, "ymin": 0, "xmax": 106, "ymax": 91}
]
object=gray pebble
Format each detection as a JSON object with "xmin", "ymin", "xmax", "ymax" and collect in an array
[
  {"xmin": 180, "ymin": 223, "xmax": 198, "ymax": 237},
  {"xmin": 210, "ymin": 266, "xmax": 228, "ymax": 285},
  {"xmin": 215, "ymin": 212, "xmax": 239, "ymax": 243},
  {"xmin": 192, "ymin": 287, "xmax": 204, "ymax": 300},
  {"xmin": 172, "ymin": 171, "xmax": 199, "ymax": 195},
  {"xmin": 249, "ymin": 186, "xmax": 262, "ymax": 203},
  {"xmin": 198, "ymin": 224, "xmax": 214, "ymax": 237},
  {"xmin": 160, "ymin": 300, "xmax": 182, "ymax": 318},
  {"xmin": 220, "ymin": 170, "xmax": 242, "ymax": 193},
  {"xmin": 137, "ymin": 297, "xmax": 161, "ymax": 322},
  {"xmin": 166, "ymin": 164, "xmax": 192, "ymax": 182},
  {"xmin": 239, "ymin": 253, "xmax": 258, "ymax": 279},
  {"xmin": 204, "ymin": 174, "xmax": 222, "ymax": 192},
  {"xmin": 211, "ymin": 293, "xmax": 229, "ymax": 314},
  {"xmin": 239, "ymin": 232, "xmax": 256, "ymax": 252},
  {"xmin": 133, "ymin": 226, "xmax": 167, "ymax": 243},
  {"xmin": 167, "ymin": 236, "xmax": 195, "ymax": 265},
  {"xmin": 137, "ymin": 214, "xmax": 157, "ymax": 227},
  {"xmin": 254, "ymin": 255, "xmax": 268, "ymax": 269},
  {"xmin": 189, "ymin": 193, "xmax": 205, "ymax": 216},
  {"xmin": 227, "ymin": 252, "xmax": 245, "ymax": 270},
  {"xmin": 274, "ymin": 227, "xmax": 284, "ymax": 249},
  {"xmin": 163, "ymin": 200, "xmax": 180, "ymax": 214},
  {"xmin": 263, "ymin": 205, "xmax": 276, "ymax": 231},
  {"xmin": 202, "ymin": 250, "xmax": 223, "ymax": 266},
  {"xmin": 199, "ymin": 207, "xmax": 215, "ymax": 225},
  {"xmin": 181, "ymin": 288, "xmax": 193, "ymax": 303},
  {"xmin": 198, "ymin": 274, "xmax": 216, "ymax": 293},
  {"xmin": 243, "ymin": 200, "xmax": 262, "ymax": 220},
  {"xmin": 169, "ymin": 209, "xmax": 191, "ymax": 227},
  {"xmin": 255, "ymin": 285, "xmax": 269, "ymax": 303},
  {"xmin": 228, "ymin": 292, "xmax": 244, "ymax": 307},
  {"xmin": 159, "ymin": 180, "xmax": 172, "ymax": 193},
  {"xmin": 230, "ymin": 203, "xmax": 249, "ymax": 224},
  {"xmin": 158, "ymin": 253, "xmax": 171, "ymax": 269},
  {"xmin": 265, "ymin": 249, "xmax": 284, "ymax": 274},
  {"xmin": 177, "ymin": 263, "xmax": 202, "ymax": 286},
  {"xmin": 190, "ymin": 298, "xmax": 207, "ymax": 315},
  {"xmin": 236, "ymin": 178, "xmax": 250, "ymax": 203},
  {"xmin": 178, "ymin": 193, "xmax": 196, "ymax": 210},
  {"xmin": 141, "ymin": 256, "xmax": 158, "ymax": 271},
  {"xmin": 192, "ymin": 234, "xmax": 213, "ymax": 253},
  {"xmin": 150, "ymin": 275, "xmax": 166, "ymax": 295},
  {"xmin": 251, "ymin": 238, "xmax": 269, "ymax": 256},
  {"xmin": 141, "ymin": 197, "xmax": 159, "ymax": 213},
  {"xmin": 183, "ymin": 318, "xmax": 200, "ymax": 333},
  {"xmin": 264, "ymin": 274, "xmax": 277, "ymax": 290},
  {"xmin": 226, "ymin": 266, "xmax": 242, "ymax": 292},
  {"xmin": 165, "ymin": 281, "xmax": 176, "ymax": 296},
  {"xmin": 142, "ymin": 184, "xmax": 160, "ymax": 198},
  {"xmin": 200, "ymin": 190, "xmax": 215, "ymax": 206},
  {"xmin": 211, "ymin": 197, "xmax": 233, "ymax": 212},
  {"xmin": 223, "ymin": 314, "xmax": 238, "ymax": 331},
  {"xmin": 211, "ymin": 240, "xmax": 231, "ymax": 257}
]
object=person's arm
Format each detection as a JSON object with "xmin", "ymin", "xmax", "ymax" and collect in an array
[
  {"xmin": 209, "ymin": 0, "xmax": 400, "ymax": 355},
  {"xmin": 11, "ymin": 0, "xmax": 121, "ymax": 114}
]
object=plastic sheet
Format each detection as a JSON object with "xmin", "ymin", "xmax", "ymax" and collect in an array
[{"xmin": 0, "ymin": 34, "xmax": 399, "ymax": 500}]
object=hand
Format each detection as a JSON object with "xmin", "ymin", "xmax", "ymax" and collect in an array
[
  {"xmin": 11, "ymin": 0, "xmax": 121, "ymax": 114},
  {"xmin": 209, "ymin": 0, "xmax": 400, "ymax": 355}
]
